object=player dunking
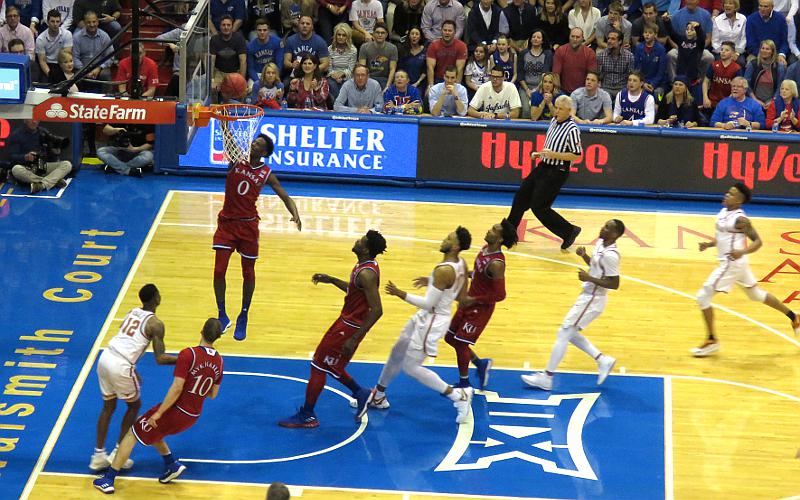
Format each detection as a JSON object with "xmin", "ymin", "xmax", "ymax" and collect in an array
[
  {"xmin": 521, "ymin": 219, "xmax": 624, "ymax": 390},
  {"xmin": 90, "ymin": 284, "xmax": 177, "ymax": 472},
  {"xmin": 278, "ymin": 230, "xmax": 387, "ymax": 428},
  {"xmin": 213, "ymin": 133, "xmax": 301, "ymax": 341},
  {"xmin": 691, "ymin": 183, "xmax": 800, "ymax": 357},
  {"xmin": 369, "ymin": 227, "xmax": 474, "ymax": 424},
  {"xmin": 93, "ymin": 318, "xmax": 224, "ymax": 494},
  {"xmin": 446, "ymin": 220, "xmax": 518, "ymax": 390}
]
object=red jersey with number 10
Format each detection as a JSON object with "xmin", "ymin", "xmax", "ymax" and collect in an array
[
  {"xmin": 469, "ymin": 246, "xmax": 506, "ymax": 303},
  {"xmin": 173, "ymin": 346, "xmax": 224, "ymax": 418},
  {"xmin": 340, "ymin": 260, "xmax": 380, "ymax": 325},
  {"xmin": 219, "ymin": 160, "xmax": 272, "ymax": 220}
]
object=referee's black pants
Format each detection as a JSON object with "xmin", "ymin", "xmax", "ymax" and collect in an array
[{"xmin": 507, "ymin": 165, "xmax": 575, "ymax": 240}]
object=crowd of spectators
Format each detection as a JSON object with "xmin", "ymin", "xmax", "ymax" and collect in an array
[{"xmin": 4, "ymin": 0, "xmax": 800, "ymax": 130}]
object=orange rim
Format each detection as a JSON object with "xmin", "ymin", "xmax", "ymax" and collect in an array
[
  {"xmin": 209, "ymin": 103, "xmax": 264, "ymax": 122},
  {"xmin": 192, "ymin": 103, "xmax": 264, "ymax": 127}
]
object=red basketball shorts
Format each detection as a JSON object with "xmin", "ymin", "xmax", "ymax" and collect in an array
[
  {"xmin": 448, "ymin": 304, "xmax": 495, "ymax": 345},
  {"xmin": 130, "ymin": 404, "xmax": 197, "ymax": 446},
  {"xmin": 213, "ymin": 217, "xmax": 260, "ymax": 259},
  {"xmin": 311, "ymin": 317, "xmax": 362, "ymax": 379}
]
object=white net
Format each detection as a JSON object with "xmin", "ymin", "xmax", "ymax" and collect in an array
[{"xmin": 214, "ymin": 104, "xmax": 264, "ymax": 165}]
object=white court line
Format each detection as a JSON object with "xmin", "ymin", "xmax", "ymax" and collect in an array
[
  {"xmin": 171, "ymin": 190, "xmax": 800, "ymax": 220},
  {"xmin": 38, "ymin": 471, "xmax": 563, "ymax": 500},
  {"xmin": 20, "ymin": 191, "xmax": 175, "ymax": 500},
  {"xmin": 664, "ymin": 376, "xmax": 674, "ymax": 500}
]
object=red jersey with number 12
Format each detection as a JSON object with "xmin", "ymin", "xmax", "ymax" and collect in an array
[
  {"xmin": 340, "ymin": 260, "xmax": 380, "ymax": 325},
  {"xmin": 470, "ymin": 246, "xmax": 506, "ymax": 304},
  {"xmin": 219, "ymin": 160, "xmax": 272, "ymax": 220},
  {"xmin": 173, "ymin": 346, "xmax": 224, "ymax": 418}
]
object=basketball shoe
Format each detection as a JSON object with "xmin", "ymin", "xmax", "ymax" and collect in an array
[
  {"xmin": 218, "ymin": 313, "xmax": 232, "ymax": 333},
  {"xmin": 597, "ymin": 355, "xmax": 616, "ymax": 385},
  {"xmin": 451, "ymin": 387, "xmax": 474, "ymax": 424},
  {"xmin": 690, "ymin": 339, "xmax": 719, "ymax": 357},
  {"xmin": 108, "ymin": 447, "xmax": 134, "ymax": 470},
  {"xmin": 278, "ymin": 407, "xmax": 320, "ymax": 428},
  {"xmin": 475, "ymin": 358, "xmax": 492, "ymax": 389},
  {"xmin": 349, "ymin": 391, "xmax": 390, "ymax": 409},
  {"xmin": 354, "ymin": 387, "xmax": 375, "ymax": 420},
  {"xmin": 89, "ymin": 450, "xmax": 111, "ymax": 471},
  {"xmin": 159, "ymin": 460, "xmax": 186, "ymax": 483},
  {"xmin": 792, "ymin": 315, "xmax": 800, "ymax": 336},
  {"xmin": 521, "ymin": 372, "xmax": 553, "ymax": 390},
  {"xmin": 92, "ymin": 476, "xmax": 115, "ymax": 494},
  {"xmin": 233, "ymin": 312, "xmax": 248, "ymax": 341}
]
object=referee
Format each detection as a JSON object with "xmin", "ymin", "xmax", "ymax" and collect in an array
[{"xmin": 507, "ymin": 95, "xmax": 582, "ymax": 250}]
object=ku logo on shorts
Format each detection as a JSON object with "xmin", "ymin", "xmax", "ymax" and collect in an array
[{"xmin": 140, "ymin": 420, "xmax": 153, "ymax": 433}]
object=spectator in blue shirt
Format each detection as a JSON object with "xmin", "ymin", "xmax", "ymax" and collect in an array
[
  {"xmin": 282, "ymin": 16, "xmax": 331, "ymax": 81},
  {"xmin": 210, "ymin": 0, "xmax": 246, "ymax": 34},
  {"xmin": 72, "ymin": 11, "xmax": 113, "ymax": 92},
  {"xmin": 711, "ymin": 76, "xmax": 767, "ymax": 128},
  {"xmin": 383, "ymin": 70, "xmax": 422, "ymax": 114},
  {"xmin": 247, "ymin": 18, "xmax": 284, "ymax": 87},
  {"xmin": 745, "ymin": 0, "xmax": 789, "ymax": 64},
  {"xmin": 634, "ymin": 23, "xmax": 668, "ymax": 99}
]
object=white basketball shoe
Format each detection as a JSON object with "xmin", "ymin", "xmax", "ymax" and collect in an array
[
  {"xmin": 521, "ymin": 372, "xmax": 553, "ymax": 391},
  {"xmin": 690, "ymin": 339, "xmax": 720, "ymax": 357},
  {"xmin": 597, "ymin": 355, "xmax": 616, "ymax": 385},
  {"xmin": 452, "ymin": 387, "xmax": 474, "ymax": 424}
]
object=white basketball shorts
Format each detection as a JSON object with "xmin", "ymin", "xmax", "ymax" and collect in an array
[
  {"xmin": 562, "ymin": 292, "xmax": 608, "ymax": 331},
  {"xmin": 97, "ymin": 349, "xmax": 140, "ymax": 401}
]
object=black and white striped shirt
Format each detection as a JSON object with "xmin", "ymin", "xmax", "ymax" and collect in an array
[{"xmin": 542, "ymin": 116, "xmax": 582, "ymax": 170}]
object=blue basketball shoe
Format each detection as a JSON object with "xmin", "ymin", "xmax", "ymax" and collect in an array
[
  {"xmin": 278, "ymin": 407, "xmax": 320, "ymax": 428},
  {"xmin": 475, "ymin": 358, "xmax": 492, "ymax": 389},
  {"xmin": 233, "ymin": 312, "xmax": 248, "ymax": 341},
  {"xmin": 159, "ymin": 460, "xmax": 186, "ymax": 483}
]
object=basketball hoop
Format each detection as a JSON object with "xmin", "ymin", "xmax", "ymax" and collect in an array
[{"xmin": 193, "ymin": 103, "xmax": 264, "ymax": 165}]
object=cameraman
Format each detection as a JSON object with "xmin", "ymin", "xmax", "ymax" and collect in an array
[
  {"xmin": 8, "ymin": 119, "xmax": 72, "ymax": 194},
  {"xmin": 97, "ymin": 124, "xmax": 155, "ymax": 177}
]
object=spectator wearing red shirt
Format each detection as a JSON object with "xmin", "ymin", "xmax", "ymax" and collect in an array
[
  {"xmin": 553, "ymin": 27, "xmax": 597, "ymax": 94},
  {"xmin": 426, "ymin": 20, "xmax": 467, "ymax": 85},
  {"xmin": 116, "ymin": 43, "xmax": 159, "ymax": 97}
]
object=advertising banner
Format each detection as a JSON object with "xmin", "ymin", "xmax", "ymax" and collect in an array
[
  {"xmin": 417, "ymin": 122, "xmax": 800, "ymax": 198},
  {"xmin": 32, "ymin": 97, "xmax": 177, "ymax": 124},
  {"xmin": 180, "ymin": 112, "xmax": 418, "ymax": 179}
]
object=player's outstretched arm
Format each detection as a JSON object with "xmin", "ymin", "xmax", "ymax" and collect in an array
[
  {"xmin": 312, "ymin": 273, "xmax": 348, "ymax": 292},
  {"xmin": 148, "ymin": 318, "xmax": 178, "ymax": 365},
  {"xmin": 266, "ymin": 174, "xmax": 302, "ymax": 231}
]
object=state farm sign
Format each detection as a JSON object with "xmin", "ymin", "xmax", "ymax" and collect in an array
[{"xmin": 32, "ymin": 97, "xmax": 176, "ymax": 124}]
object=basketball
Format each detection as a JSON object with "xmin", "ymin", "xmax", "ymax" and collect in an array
[{"xmin": 220, "ymin": 73, "xmax": 247, "ymax": 101}]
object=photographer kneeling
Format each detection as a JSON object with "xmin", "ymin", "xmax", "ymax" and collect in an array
[
  {"xmin": 97, "ymin": 124, "xmax": 155, "ymax": 178},
  {"xmin": 8, "ymin": 120, "xmax": 72, "ymax": 194}
]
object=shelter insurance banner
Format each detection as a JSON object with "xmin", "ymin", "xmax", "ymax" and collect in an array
[
  {"xmin": 417, "ymin": 122, "xmax": 800, "ymax": 198},
  {"xmin": 181, "ymin": 112, "xmax": 418, "ymax": 179}
]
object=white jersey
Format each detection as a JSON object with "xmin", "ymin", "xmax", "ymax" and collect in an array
[
  {"xmin": 429, "ymin": 258, "xmax": 468, "ymax": 316},
  {"xmin": 714, "ymin": 207, "xmax": 747, "ymax": 262},
  {"xmin": 581, "ymin": 240, "xmax": 620, "ymax": 297},
  {"xmin": 106, "ymin": 308, "xmax": 155, "ymax": 365}
]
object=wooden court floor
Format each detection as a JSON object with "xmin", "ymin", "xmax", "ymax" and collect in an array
[{"xmin": 30, "ymin": 191, "xmax": 800, "ymax": 499}]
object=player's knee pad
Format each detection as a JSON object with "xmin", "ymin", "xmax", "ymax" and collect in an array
[
  {"xmin": 696, "ymin": 285, "xmax": 715, "ymax": 309},
  {"xmin": 742, "ymin": 285, "xmax": 767, "ymax": 303},
  {"xmin": 241, "ymin": 257, "xmax": 256, "ymax": 281}
]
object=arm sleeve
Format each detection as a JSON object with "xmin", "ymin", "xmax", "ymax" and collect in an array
[{"xmin": 403, "ymin": 286, "xmax": 445, "ymax": 311}]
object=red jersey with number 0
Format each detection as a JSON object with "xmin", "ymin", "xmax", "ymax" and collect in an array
[
  {"xmin": 173, "ymin": 346, "xmax": 224, "ymax": 418},
  {"xmin": 219, "ymin": 160, "xmax": 272, "ymax": 220},
  {"xmin": 340, "ymin": 261, "xmax": 380, "ymax": 325},
  {"xmin": 469, "ymin": 246, "xmax": 505, "ymax": 303}
]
